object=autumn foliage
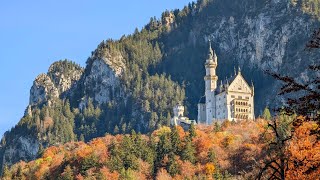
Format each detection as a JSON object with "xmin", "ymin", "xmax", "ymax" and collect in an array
[{"xmin": 1, "ymin": 119, "xmax": 318, "ymax": 179}]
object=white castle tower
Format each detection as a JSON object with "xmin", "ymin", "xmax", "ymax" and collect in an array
[
  {"xmin": 173, "ymin": 103, "xmax": 184, "ymax": 117},
  {"xmin": 198, "ymin": 41, "xmax": 255, "ymax": 124},
  {"xmin": 171, "ymin": 103, "xmax": 196, "ymax": 126},
  {"xmin": 204, "ymin": 41, "xmax": 218, "ymax": 124}
]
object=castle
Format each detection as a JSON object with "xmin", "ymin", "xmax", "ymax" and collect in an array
[
  {"xmin": 171, "ymin": 42, "xmax": 255, "ymax": 126},
  {"xmin": 170, "ymin": 103, "xmax": 196, "ymax": 126},
  {"xmin": 197, "ymin": 42, "xmax": 255, "ymax": 124}
]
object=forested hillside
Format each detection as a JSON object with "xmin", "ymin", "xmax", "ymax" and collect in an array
[
  {"xmin": 1, "ymin": 0, "xmax": 320, "ymax": 172},
  {"xmin": 2, "ymin": 119, "xmax": 319, "ymax": 179}
]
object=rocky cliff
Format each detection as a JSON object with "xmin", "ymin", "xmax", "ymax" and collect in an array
[{"xmin": 29, "ymin": 60, "xmax": 83, "ymax": 108}]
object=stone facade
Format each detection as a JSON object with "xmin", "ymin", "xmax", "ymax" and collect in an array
[
  {"xmin": 171, "ymin": 103, "xmax": 196, "ymax": 126},
  {"xmin": 198, "ymin": 42, "xmax": 255, "ymax": 124}
]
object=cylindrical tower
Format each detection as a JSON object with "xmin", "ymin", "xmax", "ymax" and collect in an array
[
  {"xmin": 204, "ymin": 41, "xmax": 218, "ymax": 124},
  {"xmin": 204, "ymin": 42, "xmax": 218, "ymax": 91}
]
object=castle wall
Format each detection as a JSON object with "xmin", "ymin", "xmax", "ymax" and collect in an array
[
  {"xmin": 205, "ymin": 91, "xmax": 215, "ymax": 124},
  {"xmin": 197, "ymin": 103, "xmax": 206, "ymax": 123},
  {"xmin": 215, "ymin": 92, "xmax": 228, "ymax": 120},
  {"xmin": 227, "ymin": 91, "xmax": 254, "ymax": 121}
]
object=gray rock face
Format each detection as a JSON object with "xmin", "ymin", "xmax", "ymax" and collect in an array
[
  {"xmin": 29, "ymin": 74, "xmax": 59, "ymax": 106},
  {"xmin": 1, "ymin": 136, "xmax": 39, "ymax": 167},
  {"xmin": 205, "ymin": 2, "xmax": 316, "ymax": 72},
  {"xmin": 83, "ymin": 49, "xmax": 126, "ymax": 105},
  {"xmin": 48, "ymin": 61, "xmax": 83, "ymax": 94},
  {"xmin": 163, "ymin": 0, "xmax": 320, "ymax": 116},
  {"xmin": 201, "ymin": 1, "xmax": 319, "ymax": 111},
  {"xmin": 29, "ymin": 61, "xmax": 84, "ymax": 107}
]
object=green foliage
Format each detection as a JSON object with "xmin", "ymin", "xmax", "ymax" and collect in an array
[
  {"xmin": 170, "ymin": 127, "xmax": 181, "ymax": 154},
  {"xmin": 59, "ymin": 165, "xmax": 74, "ymax": 180},
  {"xmin": 214, "ymin": 122, "xmax": 222, "ymax": 132},
  {"xmin": 108, "ymin": 132, "xmax": 155, "ymax": 173},
  {"xmin": 188, "ymin": 122, "xmax": 196, "ymax": 139},
  {"xmin": 262, "ymin": 107, "xmax": 272, "ymax": 120},
  {"xmin": 167, "ymin": 153, "xmax": 180, "ymax": 176},
  {"xmin": 80, "ymin": 154, "xmax": 100, "ymax": 175},
  {"xmin": 181, "ymin": 138, "xmax": 196, "ymax": 163},
  {"xmin": 208, "ymin": 149, "xmax": 217, "ymax": 164}
]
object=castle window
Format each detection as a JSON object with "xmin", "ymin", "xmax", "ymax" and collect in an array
[
  {"xmin": 246, "ymin": 97, "xmax": 249, "ymax": 99},
  {"xmin": 238, "ymin": 96, "xmax": 242, "ymax": 99},
  {"xmin": 231, "ymin": 95, "xmax": 235, "ymax": 98}
]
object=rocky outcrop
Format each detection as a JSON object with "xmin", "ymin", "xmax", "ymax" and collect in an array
[
  {"xmin": 29, "ymin": 60, "xmax": 84, "ymax": 107},
  {"xmin": 29, "ymin": 74, "xmax": 59, "ymax": 106},
  {"xmin": 48, "ymin": 61, "xmax": 83, "ymax": 94},
  {"xmin": 82, "ymin": 49, "xmax": 126, "ymax": 105}
]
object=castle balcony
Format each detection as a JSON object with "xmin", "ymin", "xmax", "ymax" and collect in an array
[{"xmin": 231, "ymin": 99, "xmax": 251, "ymax": 120}]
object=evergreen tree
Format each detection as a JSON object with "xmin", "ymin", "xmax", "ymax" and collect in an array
[
  {"xmin": 60, "ymin": 165, "xmax": 73, "ymax": 180},
  {"xmin": 181, "ymin": 138, "xmax": 196, "ymax": 164},
  {"xmin": 166, "ymin": 153, "xmax": 180, "ymax": 176},
  {"xmin": 188, "ymin": 122, "xmax": 196, "ymax": 139},
  {"xmin": 214, "ymin": 122, "xmax": 221, "ymax": 132},
  {"xmin": 208, "ymin": 149, "xmax": 216, "ymax": 164},
  {"xmin": 262, "ymin": 107, "xmax": 272, "ymax": 120},
  {"xmin": 114, "ymin": 125, "xmax": 120, "ymax": 134},
  {"xmin": 170, "ymin": 126, "xmax": 181, "ymax": 154}
]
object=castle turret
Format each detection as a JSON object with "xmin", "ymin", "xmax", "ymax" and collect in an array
[
  {"xmin": 205, "ymin": 41, "xmax": 218, "ymax": 91},
  {"xmin": 173, "ymin": 103, "xmax": 184, "ymax": 117},
  {"xmin": 204, "ymin": 41, "xmax": 218, "ymax": 124}
]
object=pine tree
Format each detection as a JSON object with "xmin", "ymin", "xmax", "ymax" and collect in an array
[
  {"xmin": 208, "ymin": 149, "xmax": 216, "ymax": 164},
  {"xmin": 181, "ymin": 138, "xmax": 196, "ymax": 164},
  {"xmin": 262, "ymin": 107, "xmax": 272, "ymax": 120},
  {"xmin": 167, "ymin": 153, "xmax": 180, "ymax": 176},
  {"xmin": 60, "ymin": 165, "xmax": 73, "ymax": 180},
  {"xmin": 114, "ymin": 125, "xmax": 120, "ymax": 134},
  {"xmin": 170, "ymin": 126, "xmax": 181, "ymax": 154},
  {"xmin": 188, "ymin": 122, "xmax": 196, "ymax": 139}
]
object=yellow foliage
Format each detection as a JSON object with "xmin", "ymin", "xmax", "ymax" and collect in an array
[
  {"xmin": 205, "ymin": 163, "xmax": 215, "ymax": 175},
  {"xmin": 152, "ymin": 126, "xmax": 171, "ymax": 137}
]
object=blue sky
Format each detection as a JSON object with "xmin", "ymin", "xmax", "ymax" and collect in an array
[{"xmin": 0, "ymin": 0, "xmax": 194, "ymax": 137}]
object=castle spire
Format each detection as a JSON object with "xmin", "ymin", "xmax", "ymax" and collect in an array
[
  {"xmin": 207, "ymin": 40, "xmax": 214, "ymax": 60},
  {"xmin": 238, "ymin": 66, "xmax": 241, "ymax": 74}
]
